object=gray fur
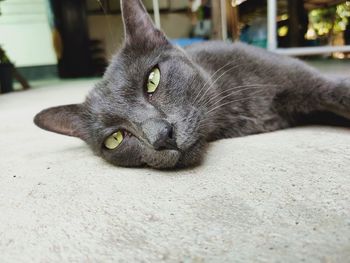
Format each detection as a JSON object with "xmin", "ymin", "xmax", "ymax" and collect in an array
[{"xmin": 34, "ymin": 0, "xmax": 350, "ymax": 169}]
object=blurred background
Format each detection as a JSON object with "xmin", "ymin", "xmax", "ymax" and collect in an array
[{"xmin": 0, "ymin": 0, "xmax": 349, "ymax": 93}]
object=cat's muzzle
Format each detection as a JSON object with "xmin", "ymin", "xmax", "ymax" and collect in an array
[{"xmin": 141, "ymin": 119, "xmax": 179, "ymax": 151}]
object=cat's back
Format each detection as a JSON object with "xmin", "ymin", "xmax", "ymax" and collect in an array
[
  {"xmin": 183, "ymin": 41, "xmax": 313, "ymax": 77},
  {"xmin": 184, "ymin": 41, "xmax": 286, "ymax": 62}
]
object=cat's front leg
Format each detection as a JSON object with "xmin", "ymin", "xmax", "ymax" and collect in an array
[{"xmin": 273, "ymin": 75, "xmax": 350, "ymax": 124}]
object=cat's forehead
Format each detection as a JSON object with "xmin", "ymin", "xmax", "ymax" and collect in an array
[
  {"xmin": 112, "ymin": 45, "xmax": 186, "ymax": 70},
  {"xmin": 85, "ymin": 44, "xmax": 195, "ymax": 116},
  {"xmin": 100, "ymin": 46, "xmax": 186, "ymax": 90}
]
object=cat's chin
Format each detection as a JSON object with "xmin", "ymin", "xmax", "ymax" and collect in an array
[
  {"xmin": 134, "ymin": 141, "xmax": 201, "ymax": 169},
  {"xmin": 142, "ymin": 149, "xmax": 182, "ymax": 169},
  {"xmin": 144, "ymin": 141, "xmax": 206, "ymax": 169}
]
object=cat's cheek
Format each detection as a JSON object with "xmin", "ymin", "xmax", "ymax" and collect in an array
[
  {"xmin": 176, "ymin": 140, "xmax": 208, "ymax": 168},
  {"xmin": 100, "ymin": 138, "xmax": 145, "ymax": 167},
  {"xmin": 102, "ymin": 152, "xmax": 144, "ymax": 167}
]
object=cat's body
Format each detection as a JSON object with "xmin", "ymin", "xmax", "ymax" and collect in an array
[
  {"xmin": 185, "ymin": 41, "xmax": 349, "ymax": 140},
  {"xmin": 34, "ymin": 0, "xmax": 350, "ymax": 169}
]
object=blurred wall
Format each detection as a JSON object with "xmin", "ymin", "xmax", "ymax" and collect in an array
[
  {"xmin": 0, "ymin": 0, "xmax": 56, "ymax": 67},
  {"xmin": 88, "ymin": 13, "xmax": 192, "ymax": 59},
  {"xmin": 87, "ymin": 0, "xmax": 192, "ymax": 59}
]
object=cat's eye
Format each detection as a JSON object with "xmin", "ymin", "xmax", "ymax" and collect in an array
[
  {"xmin": 104, "ymin": 131, "xmax": 124, "ymax": 150},
  {"xmin": 146, "ymin": 67, "xmax": 160, "ymax": 94}
]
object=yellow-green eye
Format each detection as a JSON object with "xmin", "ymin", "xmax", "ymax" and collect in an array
[
  {"xmin": 147, "ymin": 67, "xmax": 160, "ymax": 94},
  {"xmin": 104, "ymin": 131, "xmax": 124, "ymax": 150}
]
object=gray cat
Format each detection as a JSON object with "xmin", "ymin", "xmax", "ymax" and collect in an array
[{"xmin": 34, "ymin": 0, "xmax": 350, "ymax": 169}]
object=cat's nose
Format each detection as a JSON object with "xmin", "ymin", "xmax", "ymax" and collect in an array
[
  {"xmin": 153, "ymin": 124, "xmax": 178, "ymax": 151},
  {"xmin": 141, "ymin": 119, "xmax": 178, "ymax": 151}
]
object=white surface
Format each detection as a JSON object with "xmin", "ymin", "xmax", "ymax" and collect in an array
[
  {"xmin": 152, "ymin": 0, "xmax": 161, "ymax": 29},
  {"xmin": 267, "ymin": 0, "xmax": 277, "ymax": 51},
  {"xmin": 220, "ymin": 0, "xmax": 228, "ymax": 41},
  {"xmin": 0, "ymin": 0, "xmax": 56, "ymax": 67},
  {"xmin": 0, "ymin": 80, "xmax": 350, "ymax": 262}
]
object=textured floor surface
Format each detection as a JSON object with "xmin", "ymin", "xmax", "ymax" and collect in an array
[{"xmin": 0, "ymin": 76, "xmax": 350, "ymax": 262}]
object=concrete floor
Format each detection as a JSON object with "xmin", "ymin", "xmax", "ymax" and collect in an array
[{"xmin": 0, "ymin": 61, "xmax": 350, "ymax": 262}]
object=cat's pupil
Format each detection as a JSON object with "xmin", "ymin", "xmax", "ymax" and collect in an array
[
  {"xmin": 149, "ymin": 73, "xmax": 155, "ymax": 83},
  {"xmin": 146, "ymin": 68, "xmax": 160, "ymax": 94},
  {"xmin": 104, "ymin": 131, "xmax": 124, "ymax": 150}
]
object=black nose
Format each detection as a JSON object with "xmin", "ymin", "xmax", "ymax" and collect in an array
[{"xmin": 153, "ymin": 124, "xmax": 177, "ymax": 151}]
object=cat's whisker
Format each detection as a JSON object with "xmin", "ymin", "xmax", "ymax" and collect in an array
[
  {"xmin": 205, "ymin": 90, "xmax": 267, "ymax": 116},
  {"xmin": 197, "ymin": 92, "xmax": 267, "ymax": 127},
  {"xmin": 199, "ymin": 84, "xmax": 275, "ymax": 109},
  {"xmin": 196, "ymin": 114, "xmax": 253, "ymax": 130},
  {"xmin": 204, "ymin": 86, "xmax": 263, "ymax": 109},
  {"xmin": 196, "ymin": 109, "xmax": 255, "ymax": 125},
  {"xmin": 191, "ymin": 61, "xmax": 236, "ymax": 104},
  {"xmin": 195, "ymin": 64, "xmax": 241, "ymax": 106},
  {"xmin": 195, "ymin": 64, "xmax": 241, "ymax": 105}
]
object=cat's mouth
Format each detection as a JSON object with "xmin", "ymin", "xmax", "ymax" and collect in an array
[{"xmin": 153, "ymin": 140, "xmax": 182, "ymax": 152}]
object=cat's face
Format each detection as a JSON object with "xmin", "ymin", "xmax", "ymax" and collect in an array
[
  {"xmin": 82, "ymin": 42, "xmax": 210, "ymax": 168},
  {"xmin": 34, "ymin": 0, "xmax": 210, "ymax": 168}
]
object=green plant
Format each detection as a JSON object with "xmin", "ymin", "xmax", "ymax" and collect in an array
[{"xmin": 309, "ymin": 2, "xmax": 350, "ymax": 36}]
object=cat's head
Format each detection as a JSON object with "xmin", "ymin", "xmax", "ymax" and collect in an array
[{"xmin": 34, "ymin": 0, "xmax": 211, "ymax": 169}]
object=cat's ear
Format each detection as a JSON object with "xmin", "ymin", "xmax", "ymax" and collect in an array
[
  {"xmin": 121, "ymin": 0, "xmax": 169, "ymax": 48},
  {"xmin": 34, "ymin": 104, "xmax": 87, "ymax": 140}
]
